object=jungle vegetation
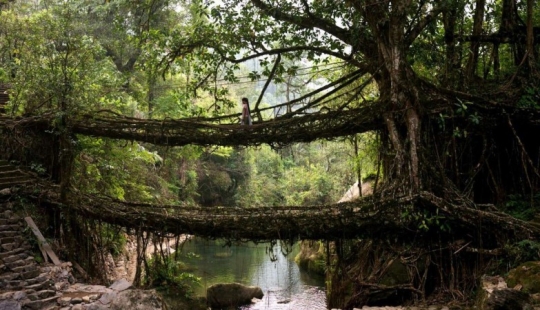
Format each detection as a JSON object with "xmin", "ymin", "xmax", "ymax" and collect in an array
[{"xmin": 1, "ymin": 0, "xmax": 540, "ymax": 308}]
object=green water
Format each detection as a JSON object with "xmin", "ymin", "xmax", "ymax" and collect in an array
[{"xmin": 178, "ymin": 237, "xmax": 327, "ymax": 310}]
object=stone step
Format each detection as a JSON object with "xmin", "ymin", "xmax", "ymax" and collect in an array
[
  {"xmin": 11, "ymin": 264, "xmax": 38, "ymax": 274},
  {"xmin": 0, "ymin": 179, "xmax": 32, "ymax": 190},
  {"xmin": 0, "ymin": 170, "xmax": 24, "ymax": 178},
  {"xmin": 5, "ymin": 258, "xmax": 33, "ymax": 270},
  {"xmin": 22, "ymin": 294, "xmax": 59, "ymax": 310},
  {"xmin": 2, "ymin": 252, "xmax": 29, "ymax": 264},
  {"xmin": 0, "ymin": 217, "xmax": 22, "ymax": 225},
  {"xmin": 0, "ymin": 175, "xmax": 31, "ymax": 184},
  {"xmin": 0, "ymin": 245, "xmax": 31, "ymax": 258},
  {"xmin": 4, "ymin": 236, "xmax": 25, "ymax": 245},
  {"xmin": 0, "ymin": 272, "xmax": 20, "ymax": 281},
  {"xmin": 0, "ymin": 231, "xmax": 19, "ymax": 237},
  {"xmin": 0, "ymin": 160, "xmax": 9, "ymax": 166},
  {"xmin": 25, "ymin": 278, "xmax": 50, "ymax": 291},
  {"xmin": 0, "ymin": 224, "xmax": 20, "ymax": 232},
  {"xmin": 0, "ymin": 165, "xmax": 15, "ymax": 172},
  {"xmin": 2, "ymin": 279, "xmax": 28, "ymax": 290},
  {"xmin": 20, "ymin": 269, "xmax": 41, "ymax": 280},
  {"xmin": 0, "ymin": 235, "xmax": 25, "ymax": 245},
  {"xmin": 26, "ymin": 273, "xmax": 48, "ymax": 286}
]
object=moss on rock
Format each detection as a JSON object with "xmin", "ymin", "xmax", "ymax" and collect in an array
[
  {"xmin": 295, "ymin": 241, "xmax": 326, "ymax": 275},
  {"xmin": 506, "ymin": 261, "xmax": 540, "ymax": 293}
]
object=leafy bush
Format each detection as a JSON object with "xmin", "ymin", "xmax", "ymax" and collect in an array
[
  {"xmin": 503, "ymin": 239, "xmax": 540, "ymax": 269},
  {"xmin": 146, "ymin": 255, "xmax": 201, "ymax": 297},
  {"xmin": 503, "ymin": 193, "xmax": 540, "ymax": 221}
]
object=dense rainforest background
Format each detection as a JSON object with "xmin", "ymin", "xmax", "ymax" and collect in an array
[{"xmin": 1, "ymin": 0, "xmax": 540, "ymax": 308}]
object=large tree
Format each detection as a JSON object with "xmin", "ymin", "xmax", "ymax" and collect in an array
[
  {"xmin": 174, "ymin": 0, "xmax": 539, "ymax": 198},
  {"xmin": 165, "ymin": 0, "xmax": 540, "ymax": 306}
]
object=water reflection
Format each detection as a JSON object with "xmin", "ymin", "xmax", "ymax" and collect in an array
[{"xmin": 180, "ymin": 238, "xmax": 327, "ymax": 310}]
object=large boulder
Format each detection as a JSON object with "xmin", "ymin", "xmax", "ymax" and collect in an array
[
  {"xmin": 206, "ymin": 283, "xmax": 263, "ymax": 309},
  {"xmin": 507, "ymin": 261, "xmax": 540, "ymax": 294},
  {"xmin": 337, "ymin": 181, "xmax": 373, "ymax": 203},
  {"xmin": 476, "ymin": 275, "xmax": 532, "ymax": 310},
  {"xmin": 295, "ymin": 241, "xmax": 326, "ymax": 275}
]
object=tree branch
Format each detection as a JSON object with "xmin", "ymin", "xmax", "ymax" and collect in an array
[
  {"xmin": 216, "ymin": 45, "xmax": 362, "ymax": 67},
  {"xmin": 249, "ymin": 0, "xmax": 362, "ymax": 51},
  {"xmin": 406, "ymin": 2, "xmax": 448, "ymax": 46},
  {"xmin": 254, "ymin": 53, "xmax": 281, "ymax": 121}
]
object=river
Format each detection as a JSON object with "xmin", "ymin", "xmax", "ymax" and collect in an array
[{"xmin": 179, "ymin": 237, "xmax": 327, "ymax": 310}]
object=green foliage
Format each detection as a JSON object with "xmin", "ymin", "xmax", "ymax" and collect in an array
[
  {"xmin": 503, "ymin": 193, "xmax": 540, "ymax": 221},
  {"xmin": 29, "ymin": 162, "xmax": 46, "ymax": 175},
  {"xmin": 401, "ymin": 206, "xmax": 451, "ymax": 232},
  {"xmin": 146, "ymin": 254, "xmax": 201, "ymax": 297},
  {"xmin": 503, "ymin": 239, "xmax": 540, "ymax": 269},
  {"xmin": 73, "ymin": 137, "xmax": 174, "ymax": 202},
  {"xmin": 517, "ymin": 85, "xmax": 540, "ymax": 109},
  {"xmin": 99, "ymin": 225, "xmax": 127, "ymax": 257}
]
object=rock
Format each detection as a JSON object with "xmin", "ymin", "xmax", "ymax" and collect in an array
[
  {"xmin": 86, "ymin": 304, "xmax": 109, "ymax": 310},
  {"xmin": 109, "ymin": 278, "xmax": 132, "ymax": 292},
  {"xmin": 109, "ymin": 289, "xmax": 164, "ymax": 310},
  {"xmin": 71, "ymin": 297, "xmax": 82, "ymax": 304},
  {"xmin": 486, "ymin": 289, "xmax": 531, "ymax": 309},
  {"xmin": 295, "ymin": 241, "xmax": 325, "ymax": 275},
  {"xmin": 507, "ymin": 261, "xmax": 540, "ymax": 294},
  {"xmin": 57, "ymin": 297, "xmax": 71, "ymax": 307},
  {"xmin": 71, "ymin": 304, "xmax": 83, "ymax": 310},
  {"xmin": 0, "ymin": 300, "xmax": 20, "ymax": 310},
  {"xmin": 64, "ymin": 283, "xmax": 111, "ymax": 294},
  {"xmin": 11, "ymin": 292, "xmax": 25, "ymax": 301},
  {"xmin": 206, "ymin": 283, "xmax": 263, "ymax": 309},
  {"xmin": 98, "ymin": 291, "xmax": 117, "ymax": 305},
  {"xmin": 21, "ymin": 295, "xmax": 58, "ymax": 310},
  {"xmin": 338, "ymin": 180, "xmax": 374, "ymax": 203},
  {"xmin": 476, "ymin": 275, "xmax": 532, "ymax": 310}
]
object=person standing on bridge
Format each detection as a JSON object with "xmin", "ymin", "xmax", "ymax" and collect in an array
[{"xmin": 240, "ymin": 97, "xmax": 252, "ymax": 126}]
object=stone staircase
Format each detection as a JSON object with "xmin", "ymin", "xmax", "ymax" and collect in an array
[
  {"xmin": 0, "ymin": 84, "xmax": 8, "ymax": 114},
  {"xmin": 0, "ymin": 206, "xmax": 60, "ymax": 310},
  {"xmin": 0, "ymin": 160, "xmax": 33, "ymax": 190}
]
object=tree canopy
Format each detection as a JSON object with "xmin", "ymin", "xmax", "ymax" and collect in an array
[{"xmin": 1, "ymin": 0, "xmax": 540, "ymax": 307}]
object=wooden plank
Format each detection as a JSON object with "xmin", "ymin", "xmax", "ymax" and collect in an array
[
  {"xmin": 37, "ymin": 242, "xmax": 49, "ymax": 264},
  {"xmin": 72, "ymin": 261, "xmax": 88, "ymax": 280},
  {"xmin": 24, "ymin": 216, "xmax": 61, "ymax": 265}
]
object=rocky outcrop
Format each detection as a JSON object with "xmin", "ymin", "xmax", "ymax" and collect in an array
[
  {"xmin": 475, "ymin": 275, "xmax": 532, "ymax": 310},
  {"xmin": 295, "ymin": 241, "xmax": 326, "ymax": 275},
  {"xmin": 337, "ymin": 180, "xmax": 373, "ymax": 203},
  {"xmin": 507, "ymin": 261, "xmax": 540, "ymax": 294},
  {"xmin": 206, "ymin": 283, "xmax": 263, "ymax": 309}
]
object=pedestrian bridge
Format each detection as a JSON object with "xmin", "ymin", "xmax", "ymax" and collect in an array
[{"xmin": 24, "ymin": 186, "xmax": 538, "ymax": 242}]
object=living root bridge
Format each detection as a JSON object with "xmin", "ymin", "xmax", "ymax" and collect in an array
[
  {"xmin": 1, "ymin": 100, "xmax": 540, "ymax": 148},
  {"xmin": 33, "ymin": 189, "xmax": 540, "ymax": 242},
  {"xmin": 0, "ymin": 106, "xmax": 382, "ymax": 147},
  {"xmin": 72, "ymin": 107, "xmax": 382, "ymax": 146}
]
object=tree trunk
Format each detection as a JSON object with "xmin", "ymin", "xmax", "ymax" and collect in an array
[
  {"xmin": 371, "ymin": 4, "xmax": 422, "ymax": 192},
  {"xmin": 466, "ymin": 0, "xmax": 486, "ymax": 79}
]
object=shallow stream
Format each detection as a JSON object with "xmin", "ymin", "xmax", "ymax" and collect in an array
[{"xmin": 179, "ymin": 238, "xmax": 327, "ymax": 310}]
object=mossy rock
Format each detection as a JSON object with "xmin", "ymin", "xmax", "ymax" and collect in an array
[
  {"xmin": 506, "ymin": 261, "xmax": 540, "ymax": 293},
  {"xmin": 295, "ymin": 241, "xmax": 326, "ymax": 275}
]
